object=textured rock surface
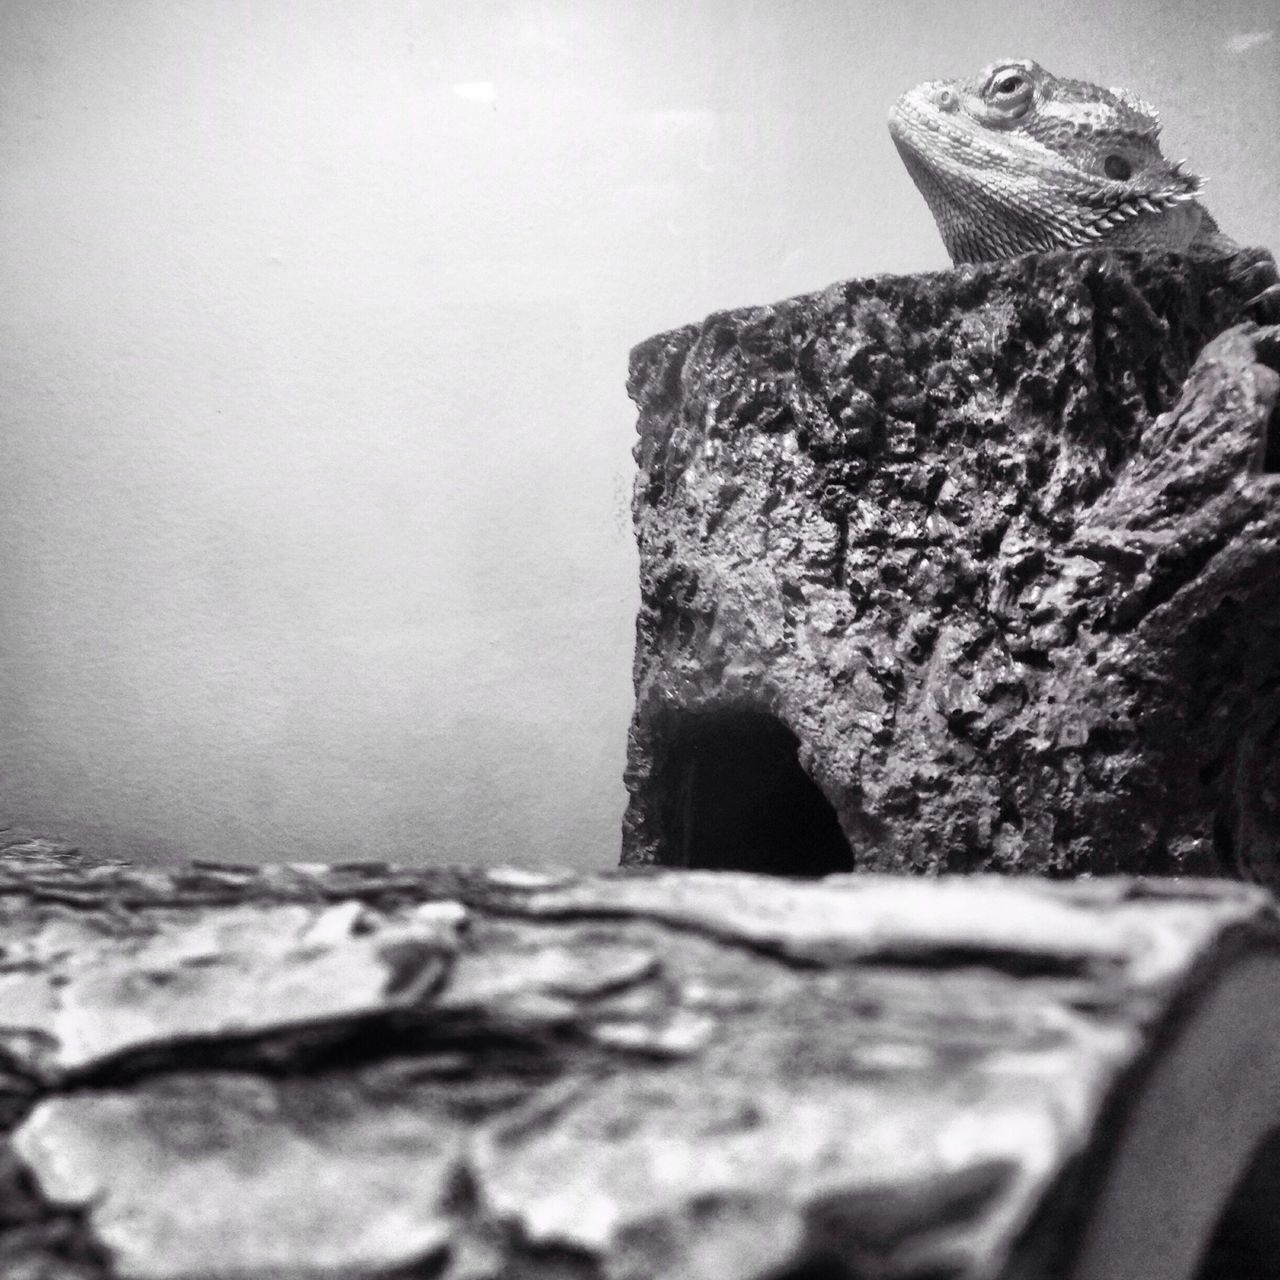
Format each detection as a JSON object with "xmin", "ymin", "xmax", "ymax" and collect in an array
[
  {"xmin": 5, "ymin": 842, "xmax": 1280, "ymax": 1280},
  {"xmin": 622, "ymin": 249, "xmax": 1280, "ymax": 879}
]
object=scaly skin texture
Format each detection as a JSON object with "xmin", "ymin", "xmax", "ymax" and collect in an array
[{"xmin": 888, "ymin": 58, "xmax": 1239, "ymax": 264}]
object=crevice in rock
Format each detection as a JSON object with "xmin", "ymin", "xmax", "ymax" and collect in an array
[
  {"xmin": 655, "ymin": 709, "xmax": 853, "ymax": 876},
  {"xmin": 1254, "ymin": 330, "xmax": 1280, "ymax": 474},
  {"xmin": 1262, "ymin": 408, "xmax": 1280, "ymax": 475}
]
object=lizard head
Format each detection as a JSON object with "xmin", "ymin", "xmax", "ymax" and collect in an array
[{"xmin": 888, "ymin": 59, "xmax": 1206, "ymax": 262}]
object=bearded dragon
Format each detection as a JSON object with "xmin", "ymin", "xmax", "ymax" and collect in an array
[{"xmin": 888, "ymin": 58, "xmax": 1242, "ymax": 264}]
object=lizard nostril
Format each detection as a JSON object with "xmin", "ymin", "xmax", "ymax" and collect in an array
[{"xmin": 937, "ymin": 88, "xmax": 958, "ymax": 111}]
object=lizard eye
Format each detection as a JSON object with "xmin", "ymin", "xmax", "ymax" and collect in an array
[
  {"xmin": 1104, "ymin": 154, "xmax": 1133, "ymax": 180},
  {"xmin": 983, "ymin": 67, "xmax": 1034, "ymax": 116}
]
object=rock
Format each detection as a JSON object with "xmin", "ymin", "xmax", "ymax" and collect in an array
[
  {"xmin": 5, "ymin": 851, "xmax": 1280, "ymax": 1279},
  {"xmin": 622, "ymin": 249, "xmax": 1280, "ymax": 880}
]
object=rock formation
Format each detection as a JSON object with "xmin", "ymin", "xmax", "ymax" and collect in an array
[
  {"xmin": 5, "ymin": 839, "xmax": 1280, "ymax": 1280},
  {"xmin": 622, "ymin": 249, "xmax": 1280, "ymax": 880}
]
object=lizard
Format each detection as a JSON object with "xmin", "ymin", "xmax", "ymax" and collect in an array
[
  {"xmin": 888, "ymin": 58, "xmax": 1241, "ymax": 265},
  {"xmin": 887, "ymin": 58, "xmax": 1278, "ymax": 317}
]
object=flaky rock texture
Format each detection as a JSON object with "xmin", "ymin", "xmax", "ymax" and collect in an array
[
  {"xmin": 622, "ymin": 249, "xmax": 1280, "ymax": 880},
  {"xmin": 6, "ymin": 840, "xmax": 1280, "ymax": 1280}
]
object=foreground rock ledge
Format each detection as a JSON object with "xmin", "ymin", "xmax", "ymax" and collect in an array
[
  {"xmin": 622, "ymin": 250, "xmax": 1280, "ymax": 880},
  {"xmin": 3, "ymin": 840, "xmax": 1280, "ymax": 1280}
]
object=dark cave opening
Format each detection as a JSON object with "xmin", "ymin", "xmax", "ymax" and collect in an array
[
  {"xmin": 657, "ymin": 708, "xmax": 854, "ymax": 876},
  {"xmin": 1194, "ymin": 1126, "xmax": 1280, "ymax": 1280}
]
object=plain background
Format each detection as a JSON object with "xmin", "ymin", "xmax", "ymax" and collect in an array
[{"xmin": 2, "ymin": 0, "xmax": 1278, "ymax": 868}]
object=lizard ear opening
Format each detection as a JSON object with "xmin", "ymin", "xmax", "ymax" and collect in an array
[{"xmin": 1104, "ymin": 155, "xmax": 1133, "ymax": 181}]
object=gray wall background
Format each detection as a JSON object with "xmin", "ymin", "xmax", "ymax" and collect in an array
[{"xmin": 2, "ymin": 0, "xmax": 1277, "ymax": 868}]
